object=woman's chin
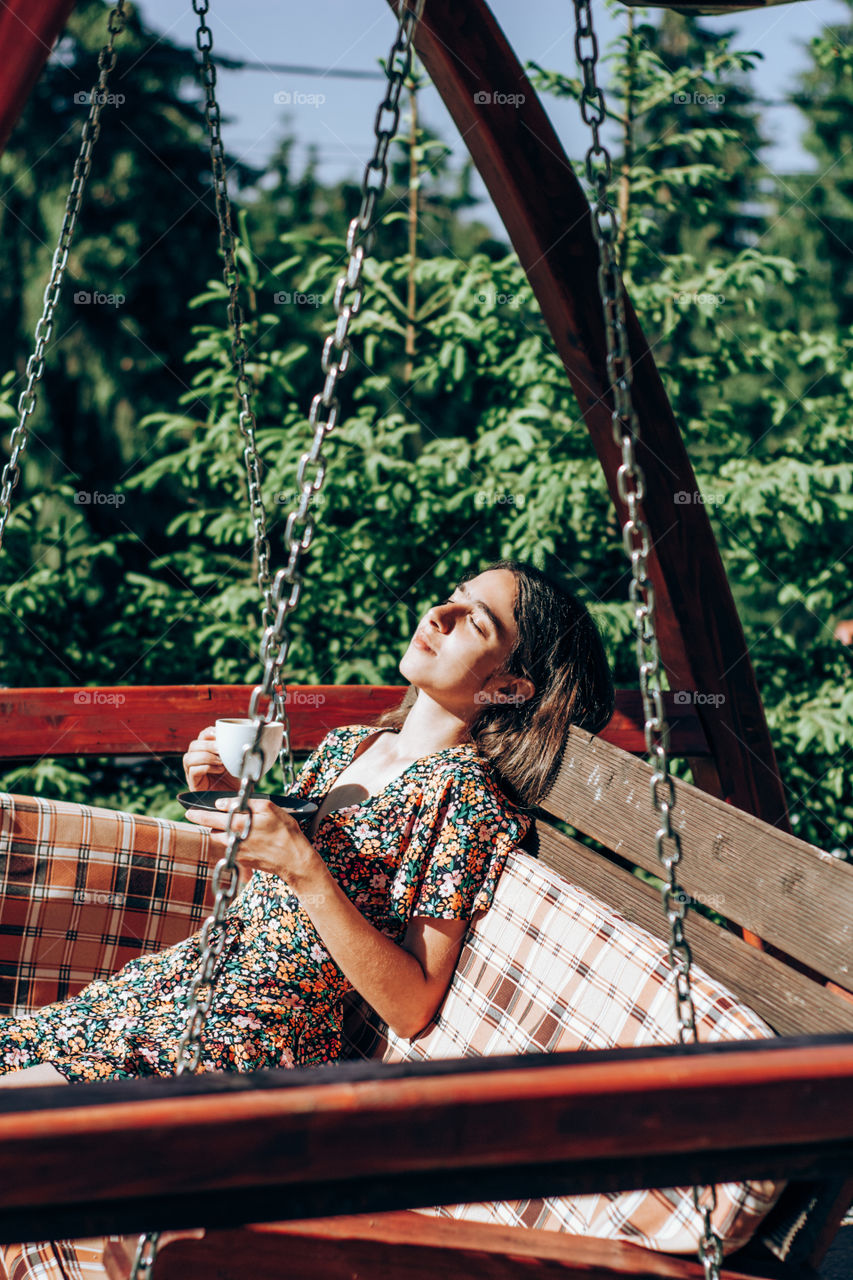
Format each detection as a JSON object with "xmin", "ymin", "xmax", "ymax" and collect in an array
[
  {"xmin": 398, "ymin": 649, "xmax": 422, "ymax": 682},
  {"xmin": 399, "ymin": 649, "xmax": 439, "ymax": 686}
]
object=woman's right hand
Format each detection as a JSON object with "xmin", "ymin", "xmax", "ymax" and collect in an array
[{"xmin": 182, "ymin": 725, "xmax": 241, "ymax": 792}]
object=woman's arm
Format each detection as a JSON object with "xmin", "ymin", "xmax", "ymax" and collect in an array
[
  {"xmin": 185, "ymin": 799, "xmax": 467, "ymax": 1039},
  {"xmin": 288, "ymin": 854, "xmax": 468, "ymax": 1038}
]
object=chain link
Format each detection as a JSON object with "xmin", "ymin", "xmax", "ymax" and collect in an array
[
  {"xmin": 191, "ymin": 0, "xmax": 296, "ymax": 789},
  {"xmin": 251, "ymin": 0, "xmax": 423, "ymax": 729},
  {"xmin": 0, "ymin": 0, "xmax": 129, "ymax": 556},
  {"xmin": 128, "ymin": 1230, "xmax": 161, "ymax": 1280},
  {"xmin": 130, "ymin": 2, "xmax": 424, "ymax": 1275},
  {"xmin": 570, "ymin": 3, "xmax": 723, "ymax": 1276}
]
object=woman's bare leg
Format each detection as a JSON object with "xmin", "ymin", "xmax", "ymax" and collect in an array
[{"xmin": 0, "ymin": 1063, "xmax": 69, "ymax": 1087}]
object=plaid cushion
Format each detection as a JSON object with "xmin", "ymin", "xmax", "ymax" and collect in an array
[
  {"xmin": 1, "ymin": 793, "xmax": 782, "ymax": 1276},
  {"xmin": 0, "ymin": 1239, "xmax": 120, "ymax": 1280},
  {"xmin": 0, "ymin": 793, "xmax": 214, "ymax": 1280},
  {"xmin": 0, "ymin": 793, "xmax": 213, "ymax": 1017},
  {"xmin": 374, "ymin": 850, "xmax": 785, "ymax": 1256}
]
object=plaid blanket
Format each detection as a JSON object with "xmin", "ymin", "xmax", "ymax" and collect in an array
[
  {"xmin": 0, "ymin": 793, "xmax": 783, "ymax": 1278},
  {"xmin": 375, "ymin": 850, "xmax": 784, "ymax": 1253}
]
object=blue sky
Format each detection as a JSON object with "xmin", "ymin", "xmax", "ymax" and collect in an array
[{"xmin": 128, "ymin": 0, "xmax": 849, "ymax": 229}]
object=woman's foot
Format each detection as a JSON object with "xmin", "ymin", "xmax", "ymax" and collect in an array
[{"xmin": 0, "ymin": 1062, "xmax": 69, "ymax": 1087}]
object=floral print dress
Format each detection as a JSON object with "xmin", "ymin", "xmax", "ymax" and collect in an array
[{"xmin": 0, "ymin": 726, "xmax": 529, "ymax": 1082}]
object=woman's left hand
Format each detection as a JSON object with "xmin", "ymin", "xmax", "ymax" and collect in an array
[{"xmin": 184, "ymin": 798, "xmax": 317, "ymax": 883}]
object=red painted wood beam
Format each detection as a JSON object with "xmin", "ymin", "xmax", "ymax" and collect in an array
[
  {"xmin": 0, "ymin": 0, "xmax": 76, "ymax": 156},
  {"xmin": 403, "ymin": 0, "xmax": 790, "ymax": 830},
  {"xmin": 0, "ymin": 686, "xmax": 709, "ymax": 758},
  {"xmin": 0, "ymin": 1036, "xmax": 850, "ymax": 1240}
]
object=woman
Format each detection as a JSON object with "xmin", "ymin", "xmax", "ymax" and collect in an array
[{"xmin": 0, "ymin": 560, "xmax": 614, "ymax": 1087}]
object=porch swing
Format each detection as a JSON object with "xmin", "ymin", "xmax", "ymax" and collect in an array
[{"xmin": 0, "ymin": 2, "xmax": 852, "ymax": 1280}]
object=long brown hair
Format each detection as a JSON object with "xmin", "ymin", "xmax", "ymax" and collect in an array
[{"xmin": 374, "ymin": 559, "xmax": 615, "ymax": 808}]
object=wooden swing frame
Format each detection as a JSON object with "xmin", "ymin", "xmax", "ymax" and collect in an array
[{"xmin": 1, "ymin": 0, "xmax": 852, "ymax": 1277}]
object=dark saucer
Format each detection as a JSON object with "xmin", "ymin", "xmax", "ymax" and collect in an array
[{"xmin": 177, "ymin": 791, "xmax": 318, "ymax": 824}]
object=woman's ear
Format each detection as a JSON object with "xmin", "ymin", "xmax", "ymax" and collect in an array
[
  {"xmin": 508, "ymin": 676, "xmax": 535, "ymax": 706},
  {"xmin": 481, "ymin": 673, "xmax": 535, "ymax": 707}
]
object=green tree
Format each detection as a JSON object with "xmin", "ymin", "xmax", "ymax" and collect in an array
[
  {"xmin": 0, "ymin": 0, "xmax": 257, "ymax": 552},
  {"xmin": 596, "ymin": 9, "xmax": 853, "ymax": 851},
  {"xmin": 628, "ymin": 9, "xmax": 767, "ymax": 258},
  {"xmin": 2, "ymin": 8, "xmax": 851, "ymax": 860},
  {"xmin": 764, "ymin": 4, "xmax": 853, "ymax": 331}
]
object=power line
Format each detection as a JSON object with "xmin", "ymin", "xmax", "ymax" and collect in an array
[
  {"xmin": 209, "ymin": 54, "xmax": 799, "ymax": 106},
  {"xmin": 211, "ymin": 54, "xmax": 385, "ymax": 80}
]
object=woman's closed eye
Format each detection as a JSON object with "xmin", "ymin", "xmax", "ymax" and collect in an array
[{"xmin": 442, "ymin": 598, "xmax": 485, "ymax": 636}]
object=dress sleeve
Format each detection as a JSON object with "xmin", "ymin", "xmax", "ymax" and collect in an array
[{"xmin": 398, "ymin": 768, "xmax": 530, "ymax": 921}]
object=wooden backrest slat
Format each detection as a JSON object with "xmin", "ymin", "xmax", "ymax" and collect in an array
[
  {"xmin": 534, "ymin": 823, "xmax": 853, "ymax": 1038},
  {"xmin": 540, "ymin": 728, "xmax": 853, "ymax": 988},
  {"xmin": 0, "ymin": 686, "xmax": 710, "ymax": 758}
]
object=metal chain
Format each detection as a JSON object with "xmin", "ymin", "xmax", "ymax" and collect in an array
[
  {"xmin": 192, "ymin": 0, "xmax": 295, "ymax": 789},
  {"xmin": 130, "ymin": 2, "xmax": 424, "ymax": 1275},
  {"xmin": 570, "ymin": 3, "xmax": 724, "ymax": 1277},
  {"xmin": 128, "ymin": 1230, "xmax": 161, "ymax": 1280},
  {"xmin": 0, "ymin": 0, "xmax": 129, "ymax": 556},
  {"xmin": 251, "ymin": 0, "xmax": 424, "ymax": 733}
]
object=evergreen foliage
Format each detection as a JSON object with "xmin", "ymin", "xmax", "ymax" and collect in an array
[{"xmin": 1, "ymin": 3, "xmax": 850, "ymax": 854}]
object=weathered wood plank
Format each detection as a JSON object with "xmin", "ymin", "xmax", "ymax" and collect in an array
[
  {"xmin": 541, "ymin": 727, "xmax": 853, "ymax": 986},
  {"xmin": 534, "ymin": 823, "xmax": 853, "ymax": 1037},
  {"xmin": 105, "ymin": 1213, "xmax": 772, "ymax": 1280},
  {"xmin": 0, "ymin": 687, "xmax": 708, "ymax": 759},
  {"xmin": 0, "ymin": 1038, "xmax": 850, "ymax": 1243}
]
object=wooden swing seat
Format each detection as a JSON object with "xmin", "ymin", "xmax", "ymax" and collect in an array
[
  {"xmin": 0, "ymin": 3, "xmax": 849, "ymax": 1278},
  {"xmin": 1, "ymin": 690, "xmax": 852, "ymax": 1280}
]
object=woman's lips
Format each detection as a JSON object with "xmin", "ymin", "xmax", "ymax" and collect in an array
[{"xmin": 413, "ymin": 630, "xmax": 435, "ymax": 654}]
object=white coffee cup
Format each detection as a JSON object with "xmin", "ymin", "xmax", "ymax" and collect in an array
[{"xmin": 215, "ymin": 718, "xmax": 284, "ymax": 782}]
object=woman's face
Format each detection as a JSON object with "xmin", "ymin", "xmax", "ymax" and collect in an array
[{"xmin": 399, "ymin": 568, "xmax": 532, "ymax": 718}]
